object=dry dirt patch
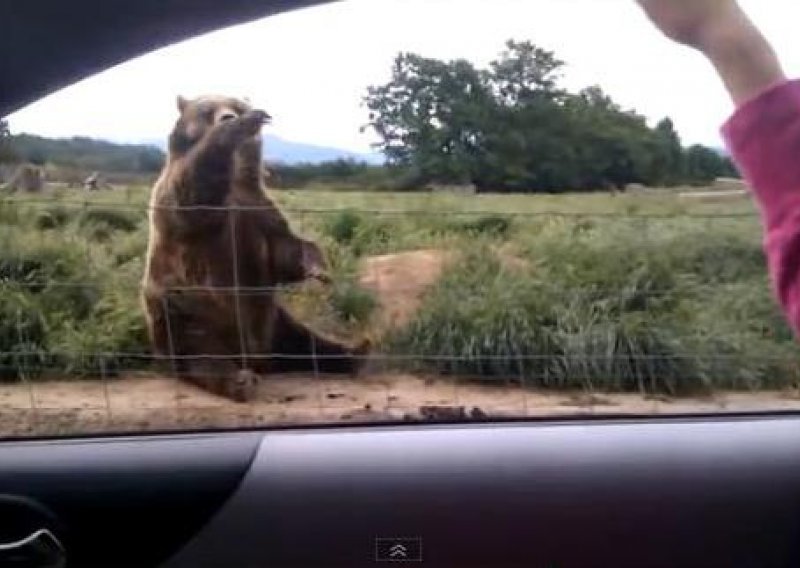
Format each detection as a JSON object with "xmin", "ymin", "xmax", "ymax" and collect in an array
[
  {"xmin": 357, "ymin": 246, "xmax": 528, "ymax": 332},
  {"xmin": 359, "ymin": 249, "xmax": 453, "ymax": 330}
]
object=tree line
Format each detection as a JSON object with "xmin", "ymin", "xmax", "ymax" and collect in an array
[
  {"xmin": 0, "ymin": 122, "xmax": 386, "ymax": 189},
  {"xmin": 1, "ymin": 133, "xmax": 165, "ymax": 174},
  {"xmin": 364, "ymin": 40, "xmax": 738, "ymax": 192},
  {"xmin": 2, "ymin": 41, "xmax": 739, "ymax": 195}
]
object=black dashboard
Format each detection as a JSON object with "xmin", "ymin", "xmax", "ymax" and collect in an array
[{"xmin": 2, "ymin": 416, "xmax": 799, "ymax": 567}]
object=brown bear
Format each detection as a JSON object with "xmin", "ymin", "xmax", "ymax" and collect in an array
[{"xmin": 141, "ymin": 95, "xmax": 369, "ymax": 402}]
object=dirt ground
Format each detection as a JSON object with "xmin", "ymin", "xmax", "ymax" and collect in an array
[
  {"xmin": 3, "ymin": 373, "xmax": 800, "ymax": 438},
  {"xmin": 3, "ymin": 249, "xmax": 799, "ymax": 438},
  {"xmin": 358, "ymin": 246, "xmax": 527, "ymax": 330},
  {"xmin": 359, "ymin": 248, "xmax": 453, "ymax": 330}
]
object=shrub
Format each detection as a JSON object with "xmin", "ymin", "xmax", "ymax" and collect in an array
[
  {"xmin": 0, "ymin": 288, "xmax": 47, "ymax": 381},
  {"xmin": 667, "ymin": 232, "xmax": 765, "ymax": 284},
  {"xmin": 79, "ymin": 207, "xmax": 140, "ymax": 233},
  {"xmin": 440, "ymin": 214, "xmax": 512, "ymax": 238},
  {"xmin": 49, "ymin": 290, "xmax": 149, "ymax": 378},
  {"xmin": 351, "ymin": 219, "xmax": 393, "ymax": 256},
  {"xmin": 0, "ymin": 200, "xmax": 22, "ymax": 225},
  {"xmin": 458, "ymin": 214, "xmax": 512, "ymax": 237},
  {"xmin": 0, "ymin": 205, "xmax": 145, "ymax": 380},
  {"xmin": 323, "ymin": 209, "xmax": 362, "ymax": 245},
  {"xmin": 330, "ymin": 282, "xmax": 377, "ymax": 325},
  {"xmin": 34, "ymin": 206, "xmax": 71, "ymax": 230},
  {"xmin": 0, "ymin": 248, "xmax": 84, "ymax": 291}
]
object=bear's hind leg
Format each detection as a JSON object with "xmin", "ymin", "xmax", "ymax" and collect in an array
[
  {"xmin": 159, "ymin": 297, "xmax": 260, "ymax": 403},
  {"xmin": 180, "ymin": 359, "xmax": 259, "ymax": 403},
  {"xmin": 269, "ymin": 306, "xmax": 370, "ymax": 375}
]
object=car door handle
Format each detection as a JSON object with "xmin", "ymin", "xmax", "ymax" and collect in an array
[{"xmin": 0, "ymin": 529, "xmax": 65, "ymax": 568}]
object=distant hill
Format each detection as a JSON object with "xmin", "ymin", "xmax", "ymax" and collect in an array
[
  {"xmin": 7, "ymin": 131, "xmax": 383, "ymax": 176},
  {"xmin": 263, "ymin": 135, "xmax": 383, "ymax": 165}
]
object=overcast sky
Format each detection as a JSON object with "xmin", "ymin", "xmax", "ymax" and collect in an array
[{"xmin": 7, "ymin": 0, "xmax": 800, "ymax": 153}]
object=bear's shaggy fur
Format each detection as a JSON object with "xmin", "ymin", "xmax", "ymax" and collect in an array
[{"xmin": 141, "ymin": 95, "xmax": 368, "ymax": 402}]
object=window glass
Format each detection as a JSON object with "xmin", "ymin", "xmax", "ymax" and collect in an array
[{"xmin": 2, "ymin": 0, "xmax": 798, "ymax": 438}]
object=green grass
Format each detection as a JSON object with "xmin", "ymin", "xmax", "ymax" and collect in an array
[{"xmin": 0, "ymin": 185, "xmax": 796, "ymax": 394}]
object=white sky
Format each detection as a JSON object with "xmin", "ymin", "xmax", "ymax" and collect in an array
[{"xmin": 7, "ymin": 0, "xmax": 800, "ymax": 153}]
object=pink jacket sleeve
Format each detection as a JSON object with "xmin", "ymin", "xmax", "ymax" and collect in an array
[{"xmin": 722, "ymin": 79, "xmax": 800, "ymax": 335}]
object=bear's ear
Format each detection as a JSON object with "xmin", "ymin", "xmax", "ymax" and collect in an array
[{"xmin": 176, "ymin": 95, "xmax": 189, "ymax": 114}]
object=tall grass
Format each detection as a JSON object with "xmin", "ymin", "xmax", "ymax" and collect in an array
[
  {"xmin": 387, "ymin": 214, "xmax": 799, "ymax": 394},
  {"xmin": 0, "ymin": 195, "xmax": 148, "ymax": 380},
  {"xmin": 0, "ymin": 187, "xmax": 796, "ymax": 394}
]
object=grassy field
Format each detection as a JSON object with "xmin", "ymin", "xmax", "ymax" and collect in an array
[{"xmin": 0, "ymin": 185, "xmax": 797, "ymax": 396}]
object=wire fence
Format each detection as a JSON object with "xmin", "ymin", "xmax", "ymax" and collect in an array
[
  {"xmin": 2, "ymin": 197, "xmax": 763, "ymax": 218},
  {"xmin": 1, "ymin": 189, "xmax": 798, "ymax": 435}
]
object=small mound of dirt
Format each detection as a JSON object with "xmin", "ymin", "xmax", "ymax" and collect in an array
[
  {"xmin": 359, "ymin": 249, "xmax": 453, "ymax": 330},
  {"xmin": 358, "ymin": 247, "xmax": 529, "ymax": 333}
]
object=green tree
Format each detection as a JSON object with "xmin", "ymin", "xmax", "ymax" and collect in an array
[
  {"xmin": 27, "ymin": 147, "xmax": 47, "ymax": 166},
  {"xmin": 647, "ymin": 118, "xmax": 685, "ymax": 186},
  {"xmin": 135, "ymin": 147, "xmax": 165, "ymax": 172},
  {"xmin": 684, "ymin": 144, "xmax": 726, "ymax": 184},
  {"xmin": 721, "ymin": 156, "xmax": 740, "ymax": 178},
  {"xmin": 472, "ymin": 41, "xmax": 575, "ymax": 191},
  {"xmin": 561, "ymin": 87, "xmax": 660, "ymax": 190},
  {"xmin": 365, "ymin": 40, "xmax": 728, "ymax": 193},
  {"xmin": 364, "ymin": 53, "xmax": 492, "ymax": 185},
  {"xmin": 489, "ymin": 40, "xmax": 565, "ymax": 106},
  {"xmin": 476, "ymin": 97, "xmax": 578, "ymax": 191}
]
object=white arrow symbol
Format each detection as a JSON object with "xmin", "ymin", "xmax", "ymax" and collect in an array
[{"xmin": 389, "ymin": 544, "xmax": 407, "ymax": 558}]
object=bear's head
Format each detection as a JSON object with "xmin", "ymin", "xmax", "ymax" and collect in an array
[{"xmin": 168, "ymin": 95, "xmax": 269, "ymax": 156}]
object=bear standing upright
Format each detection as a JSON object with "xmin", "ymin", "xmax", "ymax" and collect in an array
[{"xmin": 142, "ymin": 95, "xmax": 369, "ymax": 402}]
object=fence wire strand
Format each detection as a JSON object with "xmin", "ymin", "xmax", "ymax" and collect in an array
[{"xmin": 1, "ymin": 197, "xmax": 761, "ymax": 218}]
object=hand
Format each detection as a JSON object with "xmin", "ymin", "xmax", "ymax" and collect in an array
[
  {"xmin": 213, "ymin": 109, "xmax": 271, "ymax": 148},
  {"xmin": 301, "ymin": 240, "xmax": 331, "ymax": 284},
  {"xmin": 636, "ymin": 0, "xmax": 743, "ymax": 52},
  {"xmin": 636, "ymin": 0, "xmax": 785, "ymax": 106},
  {"xmin": 239, "ymin": 109, "xmax": 271, "ymax": 137}
]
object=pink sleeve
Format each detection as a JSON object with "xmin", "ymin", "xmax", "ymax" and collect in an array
[{"xmin": 722, "ymin": 79, "xmax": 800, "ymax": 336}]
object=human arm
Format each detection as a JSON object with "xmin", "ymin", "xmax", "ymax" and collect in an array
[{"xmin": 637, "ymin": 0, "xmax": 800, "ymax": 334}]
